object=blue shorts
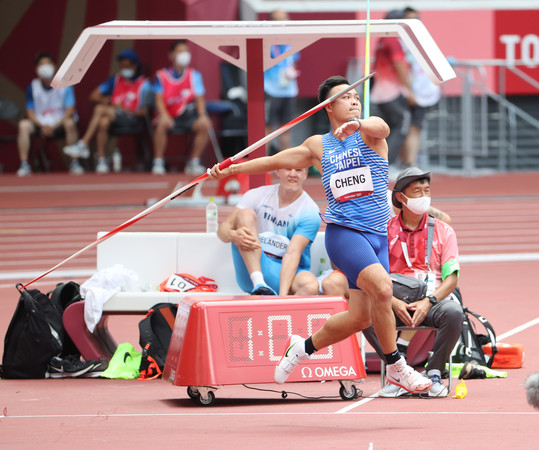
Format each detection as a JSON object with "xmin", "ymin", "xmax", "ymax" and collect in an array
[
  {"xmin": 324, "ymin": 223, "xmax": 389, "ymax": 290},
  {"xmin": 231, "ymin": 244, "xmax": 308, "ymax": 293}
]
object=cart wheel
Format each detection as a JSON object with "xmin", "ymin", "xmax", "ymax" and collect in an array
[
  {"xmin": 187, "ymin": 386, "xmax": 200, "ymax": 400},
  {"xmin": 339, "ymin": 384, "xmax": 357, "ymax": 401},
  {"xmin": 196, "ymin": 390, "xmax": 216, "ymax": 407}
]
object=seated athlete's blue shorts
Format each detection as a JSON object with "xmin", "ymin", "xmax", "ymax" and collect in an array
[
  {"xmin": 231, "ymin": 244, "xmax": 282, "ymax": 293},
  {"xmin": 231, "ymin": 244, "xmax": 308, "ymax": 294},
  {"xmin": 324, "ymin": 223, "xmax": 389, "ymax": 290}
]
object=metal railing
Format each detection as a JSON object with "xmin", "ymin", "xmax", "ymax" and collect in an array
[{"xmin": 423, "ymin": 59, "xmax": 539, "ymax": 174}]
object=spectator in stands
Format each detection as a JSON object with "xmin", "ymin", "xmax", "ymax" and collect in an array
[
  {"xmin": 151, "ymin": 40, "xmax": 210, "ymax": 175},
  {"xmin": 17, "ymin": 52, "xmax": 79, "ymax": 176},
  {"xmin": 63, "ymin": 49, "xmax": 151, "ymax": 174},
  {"xmin": 370, "ymin": 9, "xmax": 411, "ymax": 178},
  {"xmin": 399, "ymin": 7, "xmax": 442, "ymax": 167},
  {"xmin": 217, "ymin": 167, "xmax": 320, "ymax": 296},
  {"xmin": 264, "ymin": 9, "xmax": 300, "ymax": 155}
]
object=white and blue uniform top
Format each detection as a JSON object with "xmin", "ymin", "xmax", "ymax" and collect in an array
[
  {"xmin": 236, "ymin": 184, "xmax": 321, "ymax": 271},
  {"xmin": 321, "ymin": 131, "xmax": 390, "ymax": 236}
]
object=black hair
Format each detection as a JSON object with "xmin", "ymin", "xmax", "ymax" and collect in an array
[
  {"xmin": 318, "ymin": 75, "xmax": 350, "ymax": 103},
  {"xmin": 34, "ymin": 51, "xmax": 55, "ymax": 66},
  {"xmin": 403, "ymin": 6, "xmax": 418, "ymax": 15},
  {"xmin": 401, "ymin": 176, "xmax": 430, "ymax": 192},
  {"xmin": 169, "ymin": 39, "xmax": 188, "ymax": 53}
]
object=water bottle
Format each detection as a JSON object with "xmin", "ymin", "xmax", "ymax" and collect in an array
[
  {"xmin": 206, "ymin": 198, "xmax": 218, "ymax": 233},
  {"xmin": 112, "ymin": 148, "xmax": 122, "ymax": 173}
]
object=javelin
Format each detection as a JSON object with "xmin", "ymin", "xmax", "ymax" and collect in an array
[{"xmin": 20, "ymin": 73, "xmax": 374, "ymax": 289}]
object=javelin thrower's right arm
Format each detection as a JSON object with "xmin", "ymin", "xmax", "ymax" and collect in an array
[{"xmin": 209, "ymin": 138, "xmax": 320, "ymax": 180}]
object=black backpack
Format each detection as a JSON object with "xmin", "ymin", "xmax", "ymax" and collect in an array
[
  {"xmin": 1, "ymin": 282, "xmax": 82, "ymax": 379},
  {"xmin": 48, "ymin": 281, "xmax": 82, "ymax": 357},
  {"xmin": 138, "ymin": 303, "xmax": 178, "ymax": 379},
  {"xmin": 452, "ymin": 288, "xmax": 498, "ymax": 368}
]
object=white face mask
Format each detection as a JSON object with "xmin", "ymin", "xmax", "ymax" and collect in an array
[
  {"xmin": 120, "ymin": 68, "xmax": 135, "ymax": 79},
  {"xmin": 37, "ymin": 64, "xmax": 55, "ymax": 80},
  {"xmin": 402, "ymin": 194, "xmax": 431, "ymax": 215},
  {"xmin": 175, "ymin": 51, "xmax": 191, "ymax": 67}
]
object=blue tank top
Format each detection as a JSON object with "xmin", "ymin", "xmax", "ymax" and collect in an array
[{"xmin": 321, "ymin": 131, "xmax": 390, "ymax": 235}]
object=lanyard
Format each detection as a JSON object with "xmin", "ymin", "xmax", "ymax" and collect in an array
[{"xmin": 399, "ymin": 215, "xmax": 435, "ymax": 270}]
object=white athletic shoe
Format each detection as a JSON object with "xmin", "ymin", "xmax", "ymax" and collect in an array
[
  {"xmin": 152, "ymin": 159, "xmax": 165, "ymax": 175},
  {"xmin": 386, "ymin": 357, "xmax": 433, "ymax": 394},
  {"xmin": 69, "ymin": 159, "xmax": 84, "ymax": 175},
  {"xmin": 426, "ymin": 374, "xmax": 449, "ymax": 398},
  {"xmin": 377, "ymin": 382, "xmax": 409, "ymax": 398},
  {"xmin": 274, "ymin": 335, "xmax": 312, "ymax": 384},
  {"xmin": 95, "ymin": 159, "xmax": 109, "ymax": 174},
  {"xmin": 63, "ymin": 141, "xmax": 90, "ymax": 159},
  {"xmin": 17, "ymin": 161, "xmax": 31, "ymax": 177}
]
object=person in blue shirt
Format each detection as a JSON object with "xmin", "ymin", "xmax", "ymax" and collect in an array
[
  {"xmin": 264, "ymin": 9, "xmax": 300, "ymax": 155},
  {"xmin": 63, "ymin": 49, "xmax": 151, "ymax": 173},
  {"xmin": 17, "ymin": 52, "xmax": 79, "ymax": 176},
  {"xmin": 151, "ymin": 40, "xmax": 210, "ymax": 175}
]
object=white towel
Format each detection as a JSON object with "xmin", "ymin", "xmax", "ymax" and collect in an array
[{"xmin": 81, "ymin": 264, "xmax": 139, "ymax": 332}]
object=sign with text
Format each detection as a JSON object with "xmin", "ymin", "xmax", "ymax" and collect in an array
[{"xmin": 495, "ymin": 10, "xmax": 539, "ymax": 95}]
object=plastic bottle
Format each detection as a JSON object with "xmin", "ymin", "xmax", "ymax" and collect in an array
[
  {"xmin": 453, "ymin": 380, "xmax": 468, "ymax": 399},
  {"xmin": 112, "ymin": 148, "xmax": 122, "ymax": 173},
  {"xmin": 206, "ymin": 198, "xmax": 218, "ymax": 233}
]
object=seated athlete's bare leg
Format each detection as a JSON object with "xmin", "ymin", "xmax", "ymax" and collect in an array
[{"xmin": 233, "ymin": 208, "xmax": 263, "ymax": 274}]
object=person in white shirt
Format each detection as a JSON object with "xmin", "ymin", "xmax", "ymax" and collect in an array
[{"xmin": 217, "ymin": 167, "xmax": 320, "ymax": 296}]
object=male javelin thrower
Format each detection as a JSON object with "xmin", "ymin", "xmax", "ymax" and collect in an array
[{"xmin": 210, "ymin": 75, "xmax": 432, "ymax": 394}]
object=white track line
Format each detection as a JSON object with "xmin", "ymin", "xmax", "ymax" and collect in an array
[
  {"xmin": 335, "ymin": 396, "xmax": 377, "ymax": 414},
  {"xmin": 1, "ymin": 411, "xmax": 537, "ymax": 420},
  {"xmin": 497, "ymin": 317, "xmax": 539, "ymax": 342},
  {"xmin": 337, "ymin": 316, "xmax": 539, "ymax": 414}
]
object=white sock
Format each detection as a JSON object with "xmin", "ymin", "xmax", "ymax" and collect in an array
[
  {"xmin": 427, "ymin": 369, "xmax": 441, "ymax": 378},
  {"xmin": 250, "ymin": 271, "xmax": 265, "ymax": 287},
  {"xmin": 189, "ymin": 157, "xmax": 200, "ymax": 165}
]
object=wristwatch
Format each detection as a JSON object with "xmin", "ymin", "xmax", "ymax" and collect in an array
[
  {"xmin": 348, "ymin": 117, "xmax": 361, "ymax": 129},
  {"xmin": 427, "ymin": 294, "xmax": 438, "ymax": 305}
]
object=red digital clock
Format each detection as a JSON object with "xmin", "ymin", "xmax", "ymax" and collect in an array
[{"xmin": 163, "ymin": 295, "xmax": 365, "ymax": 405}]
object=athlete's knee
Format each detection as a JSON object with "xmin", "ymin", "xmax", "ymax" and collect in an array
[
  {"xmin": 235, "ymin": 208, "xmax": 257, "ymax": 227},
  {"xmin": 366, "ymin": 279, "xmax": 393, "ymax": 305},
  {"xmin": 293, "ymin": 273, "xmax": 318, "ymax": 296},
  {"xmin": 345, "ymin": 311, "xmax": 372, "ymax": 333},
  {"xmin": 322, "ymin": 272, "xmax": 349, "ymax": 298},
  {"xmin": 98, "ymin": 116, "xmax": 111, "ymax": 131},
  {"xmin": 18, "ymin": 119, "xmax": 34, "ymax": 135}
]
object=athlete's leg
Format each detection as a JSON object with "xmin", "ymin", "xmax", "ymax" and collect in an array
[
  {"xmin": 311, "ymin": 287, "xmax": 371, "ymax": 349},
  {"xmin": 290, "ymin": 270, "xmax": 319, "ymax": 296}
]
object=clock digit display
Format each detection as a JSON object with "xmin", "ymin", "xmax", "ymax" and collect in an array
[
  {"xmin": 228, "ymin": 315, "xmax": 254, "ymax": 362},
  {"xmin": 268, "ymin": 314, "xmax": 292, "ymax": 362}
]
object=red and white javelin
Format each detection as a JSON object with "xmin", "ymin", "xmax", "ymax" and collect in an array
[{"xmin": 20, "ymin": 73, "xmax": 374, "ymax": 289}]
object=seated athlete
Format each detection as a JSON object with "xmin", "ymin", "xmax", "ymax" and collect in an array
[{"xmin": 217, "ymin": 167, "xmax": 320, "ymax": 296}]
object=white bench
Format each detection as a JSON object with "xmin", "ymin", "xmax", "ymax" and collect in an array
[
  {"xmin": 64, "ymin": 231, "xmax": 332, "ymax": 361},
  {"xmin": 97, "ymin": 231, "xmax": 331, "ymax": 312}
]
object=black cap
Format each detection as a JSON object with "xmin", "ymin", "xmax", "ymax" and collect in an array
[{"xmin": 391, "ymin": 167, "xmax": 431, "ymax": 208}]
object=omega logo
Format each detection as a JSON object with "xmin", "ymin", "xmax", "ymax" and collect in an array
[{"xmin": 301, "ymin": 365, "xmax": 357, "ymax": 379}]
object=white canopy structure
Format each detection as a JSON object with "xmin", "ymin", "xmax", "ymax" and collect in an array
[{"xmin": 52, "ymin": 20, "xmax": 455, "ymax": 186}]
